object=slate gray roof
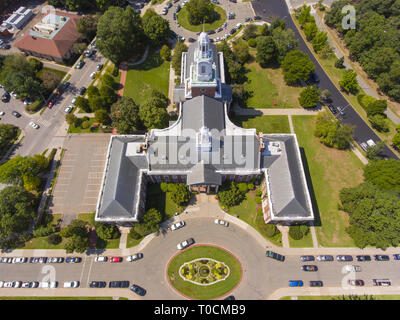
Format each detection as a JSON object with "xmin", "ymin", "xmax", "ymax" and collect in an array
[
  {"xmin": 97, "ymin": 135, "xmax": 147, "ymax": 220},
  {"xmin": 187, "ymin": 162, "xmax": 222, "ymax": 185},
  {"xmin": 261, "ymin": 135, "xmax": 313, "ymax": 219}
]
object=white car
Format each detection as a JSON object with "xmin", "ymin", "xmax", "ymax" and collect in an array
[
  {"xmin": 63, "ymin": 281, "xmax": 79, "ymax": 288},
  {"xmin": 23, "ymin": 99, "xmax": 33, "ymax": 105},
  {"xmin": 0, "ymin": 281, "xmax": 3, "ymax": 288},
  {"xmin": 28, "ymin": 121, "xmax": 39, "ymax": 129},
  {"xmin": 127, "ymin": 253, "xmax": 143, "ymax": 262},
  {"xmin": 41, "ymin": 281, "xmax": 58, "ymax": 288},
  {"xmin": 344, "ymin": 265, "xmax": 361, "ymax": 272},
  {"xmin": 64, "ymin": 105, "xmax": 73, "ymax": 114},
  {"xmin": 12, "ymin": 257, "xmax": 27, "ymax": 263},
  {"xmin": 90, "ymin": 71, "xmax": 96, "ymax": 79},
  {"xmin": 3, "ymin": 281, "xmax": 13, "ymax": 288},
  {"xmin": 12, "ymin": 281, "xmax": 21, "ymax": 288},
  {"xmin": 177, "ymin": 238, "xmax": 194, "ymax": 250},
  {"xmin": 10, "ymin": 91, "xmax": 17, "ymax": 99},
  {"xmin": 71, "ymin": 97, "xmax": 76, "ymax": 105},
  {"xmin": 21, "ymin": 282, "xmax": 30, "ymax": 288},
  {"xmin": 94, "ymin": 256, "xmax": 108, "ymax": 262},
  {"xmin": 171, "ymin": 221, "xmax": 186, "ymax": 231},
  {"xmin": 0, "ymin": 111, "xmax": 5, "ymax": 116},
  {"xmin": 236, "ymin": 23, "xmax": 242, "ymax": 29},
  {"xmin": 214, "ymin": 219, "xmax": 229, "ymax": 227}
]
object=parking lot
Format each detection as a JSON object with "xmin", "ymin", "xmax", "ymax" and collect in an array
[{"xmin": 49, "ymin": 134, "xmax": 110, "ymax": 223}]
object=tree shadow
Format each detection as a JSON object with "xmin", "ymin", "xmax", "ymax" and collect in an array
[{"xmin": 129, "ymin": 51, "xmax": 163, "ymax": 72}]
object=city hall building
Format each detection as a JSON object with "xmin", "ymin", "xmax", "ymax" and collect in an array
[{"xmin": 95, "ymin": 33, "xmax": 314, "ymax": 226}]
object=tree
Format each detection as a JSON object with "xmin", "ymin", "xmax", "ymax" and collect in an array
[
  {"xmin": 66, "ymin": 114, "xmax": 78, "ymax": 126},
  {"xmin": 23, "ymin": 175, "xmax": 41, "ymax": 192},
  {"xmin": 363, "ymin": 159, "xmax": 400, "ymax": 194},
  {"xmin": 160, "ymin": 45, "xmax": 171, "ymax": 61},
  {"xmin": 99, "ymin": 85, "xmax": 118, "ymax": 105},
  {"xmin": 247, "ymin": 38, "xmax": 256, "ymax": 48},
  {"xmin": 242, "ymin": 24, "xmax": 258, "ymax": 40},
  {"xmin": 96, "ymin": 6, "xmax": 144, "ymax": 65},
  {"xmin": 89, "ymin": 96, "xmax": 108, "ymax": 112},
  {"xmin": 265, "ymin": 224, "xmax": 278, "ymax": 237},
  {"xmin": 134, "ymin": 208, "xmax": 162, "ymax": 236},
  {"xmin": 86, "ymin": 85, "xmax": 100, "ymax": 98},
  {"xmin": 393, "ymin": 133, "xmax": 400, "ymax": 151},
  {"xmin": 95, "ymin": 109, "xmax": 111, "ymax": 125},
  {"xmin": 172, "ymin": 40, "xmax": 188, "ymax": 76},
  {"xmin": 298, "ymin": 4, "xmax": 314, "ymax": 26},
  {"xmin": 28, "ymin": 58, "xmax": 43, "ymax": 72},
  {"xmin": 298, "ymin": 85, "xmax": 321, "ymax": 108},
  {"xmin": 320, "ymin": 89, "xmax": 331, "ymax": 101},
  {"xmin": 303, "ymin": 22, "xmax": 318, "ymax": 40},
  {"xmin": 289, "ymin": 225, "xmax": 303, "ymax": 240},
  {"xmin": 281, "ymin": 50, "xmax": 315, "ymax": 85},
  {"xmin": 339, "ymin": 70, "xmax": 359, "ymax": 93},
  {"xmin": 47, "ymin": 233, "xmax": 62, "ymax": 245},
  {"xmin": 139, "ymin": 99, "xmax": 169, "ymax": 130},
  {"xmin": 94, "ymin": 222, "xmax": 120, "ymax": 239},
  {"xmin": 232, "ymin": 40, "xmax": 250, "ymax": 65},
  {"xmin": 76, "ymin": 14, "xmax": 99, "ymax": 41},
  {"xmin": 39, "ymin": 69, "xmax": 63, "ymax": 91},
  {"xmin": 71, "ymin": 43, "xmax": 87, "ymax": 56},
  {"xmin": 128, "ymin": 227, "xmax": 142, "ymax": 240},
  {"xmin": 271, "ymin": 27, "xmax": 299, "ymax": 63},
  {"xmin": 110, "ymin": 96, "xmax": 141, "ymax": 134},
  {"xmin": 75, "ymin": 96, "xmax": 91, "ymax": 113},
  {"xmin": 0, "ymin": 186, "xmax": 36, "ymax": 238},
  {"xmin": 102, "ymin": 73, "xmax": 117, "ymax": 90},
  {"xmin": 365, "ymin": 100, "xmax": 387, "ymax": 117},
  {"xmin": 60, "ymin": 219, "xmax": 89, "ymax": 238},
  {"xmin": 369, "ymin": 114, "xmax": 389, "ymax": 132},
  {"xmin": 186, "ymin": 0, "xmax": 218, "ymax": 25},
  {"xmin": 0, "ymin": 155, "xmax": 44, "ymax": 186},
  {"xmin": 256, "ymin": 36, "xmax": 278, "ymax": 67},
  {"xmin": 169, "ymin": 184, "xmax": 191, "ymax": 206},
  {"xmin": 312, "ymin": 31, "xmax": 328, "ymax": 53},
  {"xmin": 218, "ymin": 182, "xmax": 245, "ymax": 208},
  {"xmin": 335, "ymin": 56, "xmax": 345, "ymax": 69},
  {"xmin": 143, "ymin": 12, "xmax": 170, "ymax": 45},
  {"xmin": 0, "ymin": 124, "xmax": 18, "ymax": 153}
]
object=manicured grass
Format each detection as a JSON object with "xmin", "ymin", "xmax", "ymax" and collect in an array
[
  {"xmin": 67, "ymin": 118, "xmax": 100, "ymax": 133},
  {"xmin": 232, "ymin": 115, "xmax": 291, "ymax": 134},
  {"xmin": 244, "ymin": 61, "xmax": 302, "ymax": 109},
  {"xmin": 146, "ymin": 183, "xmax": 183, "ymax": 220},
  {"xmin": 177, "ymin": 5, "xmax": 226, "ymax": 32},
  {"xmin": 0, "ymin": 297, "xmax": 114, "ymax": 300},
  {"xmin": 123, "ymin": 52, "xmax": 170, "ymax": 106},
  {"xmin": 288, "ymin": 231, "xmax": 314, "ymax": 248},
  {"xmin": 126, "ymin": 235, "xmax": 145, "ymax": 248},
  {"xmin": 292, "ymin": 116, "xmax": 364, "ymax": 247},
  {"xmin": 229, "ymin": 191, "xmax": 283, "ymax": 247},
  {"xmin": 37, "ymin": 67, "xmax": 67, "ymax": 83},
  {"xmin": 77, "ymin": 212, "xmax": 95, "ymax": 225},
  {"xmin": 281, "ymin": 295, "xmax": 400, "ymax": 300},
  {"xmin": 167, "ymin": 246, "xmax": 242, "ymax": 300}
]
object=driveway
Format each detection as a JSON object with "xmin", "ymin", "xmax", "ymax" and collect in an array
[{"xmin": 49, "ymin": 134, "xmax": 110, "ymax": 223}]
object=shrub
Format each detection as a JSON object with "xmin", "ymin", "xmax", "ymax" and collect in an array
[
  {"xmin": 95, "ymin": 222, "xmax": 120, "ymax": 240},
  {"xmin": 26, "ymin": 99, "xmax": 44, "ymax": 113},
  {"xmin": 112, "ymin": 64, "xmax": 119, "ymax": 77},
  {"xmin": 299, "ymin": 224, "xmax": 310, "ymax": 236},
  {"xmin": 265, "ymin": 224, "xmax": 277, "ymax": 237},
  {"xmin": 289, "ymin": 225, "xmax": 303, "ymax": 240},
  {"xmin": 47, "ymin": 233, "xmax": 62, "ymax": 245},
  {"xmin": 81, "ymin": 120, "xmax": 91, "ymax": 129},
  {"xmin": 128, "ymin": 227, "xmax": 142, "ymax": 240},
  {"xmin": 33, "ymin": 226, "xmax": 55, "ymax": 238},
  {"xmin": 247, "ymin": 183, "xmax": 254, "ymax": 190},
  {"xmin": 248, "ymin": 38, "xmax": 257, "ymax": 48},
  {"xmin": 160, "ymin": 182, "xmax": 168, "ymax": 193},
  {"xmin": 334, "ymin": 56, "xmax": 345, "ymax": 69},
  {"xmin": 237, "ymin": 182, "xmax": 248, "ymax": 193},
  {"xmin": 255, "ymin": 189, "xmax": 262, "ymax": 196},
  {"xmin": 255, "ymin": 196, "xmax": 262, "ymax": 204},
  {"xmin": 160, "ymin": 45, "xmax": 171, "ymax": 61}
]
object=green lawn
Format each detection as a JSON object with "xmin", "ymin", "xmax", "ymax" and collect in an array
[
  {"xmin": 244, "ymin": 61, "xmax": 302, "ymax": 109},
  {"xmin": 177, "ymin": 5, "xmax": 226, "ymax": 32},
  {"xmin": 126, "ymin": 235, "xmax": 145, "ymax": 248},
  {"xmin": 229, "ymin": 191, "xmax": 283, "ymax": 247},
  {"xmin": 37, "ymin": 67, "xmax": 67, "ymax": 84},
  {"xmin": 123, "ymin": 52, "xmax": 170, "ymax": 106},
  {"xmin": 232, "ymin": 115, "xmax": 291, "ymax": 134},
  {"xmin": 146, "ymin": 183, "xmax": 183, "ymax": 220},
  {"xmin": 292, "ymin": 116, "xmax": 364, "ymax": 247},
  {"xmin": 288, "ymin": 231, "xmax": 314, "ymax": 248},
  {"xmin": 67, "ymin": 118, "xmax": 100, "ymax": 133},
  {"xmin": 167, "ymin": 246, "xmax": 242, "ymax": 300}
]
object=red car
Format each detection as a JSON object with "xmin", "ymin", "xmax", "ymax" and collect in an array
[
  {"xmin": 109, "ymin": 257, "xmax": 122, "ymax": 263},
  {"xmin": 47, "ymin": 100, "xmax": 54, "ymax": 108}
]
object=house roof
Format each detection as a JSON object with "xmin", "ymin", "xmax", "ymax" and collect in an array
[
  {"xmin": 187, "ymin": 161, "xmax": 222, "ymax": 185},
  {"xmin": 14, "ymin": 11, "xmax": 81, "ymax": 59}
]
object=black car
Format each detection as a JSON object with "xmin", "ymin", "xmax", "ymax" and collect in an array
[
  {"xmin": 327, "ymin": 104, "xmax": 337, "ymax": 114},
  {"xmin": 208, "ymin": 30, "xmax": 215, "ymax": 35},
  {"xmin": 79, "ymin": 87, "xmax": 86, "ymax": 95},
  {"xmin": 374, "ymin": 255, "xmax": 390, "ymax": 261},
  {"xmin": 89, "ymin": 281, "xmax": 107, "ymax": 288},
  {"xmin": 76, "ymin": 60, "xmax": 85, "ymax": 69},
  {"xmin": 224, "ymin": 295, "xmax": 235, "ymax": 300},
  {"xmin": 266, "ymin": 250, "xmax": 285, "ymax": 262},
  {"xmin": 0, "ymin": 44, "xmax": 10, "ymax": 50},
  {"xmin": 11, "ymin": 111, "xmax": 21, "ymax": 118},
  {"xmin": 130, "ymin": 284, "xmax": 146, "ymax": 296},
  {"xmin": 173, "ymin": 12, "xmax": 177, "ymax": 20},
  {"xmin": 109, "ymin": 281, "xmax": 130, "ymax": 288},
  {"xmin": 175, "ymin": 5, "xmax": 181, "ymax": 12},
  {"xmin": 229, "ymin": 0, "xmax": 237, "ymax": 2},
  {"xmin": 301, "ymin": 265, "xmax": 318, "ymax": 272},
  {"xmin": 309, "ymin": 281, "xmax": 323, "ymax": 287},
  {"xmin": 300, "ymin": 255, "xmax": 315, "ymax": 262},
  {"xmin": 230, "ymin": 28, "xmax": 236, "ymax": 35},
  {"xmin": 309, "ymin": 71, "xmax": 320, "ymax": 83},
  {"xmin": 336, "ymin": 255, "xmax": 353, "ymax": 262},
  {"xmin": 1, "ymin": 92, "xmax": 10, "ymax": 102},
  {"xmin": 254, "ymin": 16, "xmax": 262, "ymax": 20},
  {"xmin": 66, "ymin": 257, "xmax": 82, "ymax": 263},
  {"xmin": 188, "ymin": 37, "xmax": 196, "ymax": 43},
  {"xmin": 356, "ymin": 255, "xmax": 371, "ymax": 262},
  {"xmin": 245, "ymin": 17, "xmax": 253, "ymax": 22}
]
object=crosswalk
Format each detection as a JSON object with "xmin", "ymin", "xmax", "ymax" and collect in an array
[{"xmin": 25, "ymin": 118, "xmax": 51, "ymax": 129}]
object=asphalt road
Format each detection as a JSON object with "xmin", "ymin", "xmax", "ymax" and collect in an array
[
  {"xmin": 251, "ymin": 0, "xmax": 398, "ymax": 159},
  {"xmin": 1, "ymin": 217, "xmax": 400, "ymax": 299}
]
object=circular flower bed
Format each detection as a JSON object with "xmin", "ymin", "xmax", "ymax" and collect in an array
[
  {"xmin": 167, "ymin": 245, "xmax": 242, "ymax": 300},
  {"xmin": 179, "ymin": 258, "xmax": 230, "ymax": 285}
]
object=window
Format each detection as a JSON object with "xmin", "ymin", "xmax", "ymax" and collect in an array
[{"xmin": 201, "ymin": 65, "xmax": 206, "ymax": 74}]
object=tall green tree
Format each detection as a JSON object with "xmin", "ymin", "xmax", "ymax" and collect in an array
[
  {"xmin": 143, "ymin": 10, "xmax": 170, "ymax": 45},
  {"xmin": 77, "ymin": 14, "xmax": 100, "ymax": 40},
  {"xmin": 363, "ymin": 159, "xmax": 400, "ymax": 194},
  {"xmin": 186, "ymin": 0, "xmax": 218, "ymax": 25},
  {"xmin": 139, "ymin": 98, "xmax": 169, "ymax": 130},
  {"xmin": 110, "ymin": 96, "xmax": 141, "ymax": 134},
  {"xmin": 339, "ymin": 70, "xmax": 359, "ymax": 93},
  {"xmin": 271, "ymin": 27, "xmax": 299, "ymax": 63},
  {"xmin": 256, "ymin": 36, "xmax": 278, "ymax": 67},
  {"xmin": 298, "ymin": 85, "xmax": 321, "ymax": 108},
  {"xmin": 172, "ymin": 40, "xmax": 188, "ymax": 76},
  {"xmin": 281, "ymin": 49, "xmax": 315, "ymax": 85}
]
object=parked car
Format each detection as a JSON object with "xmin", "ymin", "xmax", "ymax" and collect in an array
[
  {"xmin": 28, "ymin": 281, "xmax": 40, "ymax": 288},
  {"xmin": 127, "ymin": 253, "xmax": 143, "ymax": 262},
  {"xmin": 208, "ymin": 30, "xmax": 215, "ymax": 35},
  {"xmin": 177, "ymin": 238, "xmax": 195, "ymax": 250},
  {"xmin": 245, "ymin": 17, "xmax": 253, "ymax": 22},
  {"xmin": 265, "ymin": 251, "xmax": 285, "ymax": 262},
  {"xmin": 3, "ymin": 282, "xmax": 13, "ymax": 288},
  {"xmin": 109, "ymin": 281, "xmax": 130, "ymax": 288},
  {"xmin": 348, "ymin": 279, "xmax": 364, "ymax": 286},
  {"xmin": 23, "ymin": 98, "xmax": 33, "ymax": 105},
  {"xmin": 71, "ymin": 97, "xmax": 76, "ymax": 105},
  {"xmin": 301, "ymin": 265, "xmax": 318, "ymax": 272},
  {"xmin": 230, "ymin": 28, "xmax": 236, "ymax": 35},
  {"xmin": 94, "ymin": 256, "xmax": 108, "ymax": 262},
  {"xmin": 12, "ymin": 281, "xmax": 22, "ymax": 288},
  {"xmin": 316, "ymin": 255, "xmax": 334, "ymax": 261},
  {"xmin": 79, "ymin": 87, "xmax": 86, "ymax": 96},
  {"xmin": 173, "ymin": 12, "xmax": 177, "ymax": 20},
  {"xmin": 393, "ymin": 254, "xmax": 400, "ymax": 260},
  {"xmin": 214, "ymin": 219, "xmax": 229, "ymax": 227},
  {"xmin": 235, "ymin": 23, "xmax": 242, "ymax": 29},
  {"xmin": 109, "ymin": 257, "xmax": 123, "ymax": 263},
  {"xmin": 336, "ymin": 255, "xmax": 353, "ymax": 262},
  {"xmin": 288, "ymin": 280, "xmax": 303, "ymax": 287},
  {"xmin": 356, "ymin": 255, "xmax": 371, "ymax": 262},
  {"xmin": 130, "ymin": 284, "xmax": 146, "ymax": 296},
  {"xmin": 29, "ymin": 121, "xmax": 39, "ymax": 129},
  {"xmin": 216, "ymin": 27, "xmax": 223, "ymax": 32},
  {"xmin": 11, "ymin": 111, "xmax": 21, "ymax": 118},
  {"xmin": 175, "ymin": 4, "xmax": 181, "ymax": 12},
  {"xmin": 343, "ymin": 265, "xmax": 361, "ymax": 272},
  {"xmin": 12, "ymin": 257, "xmax": 27, "ymax": 263},
  {"xmin": 309, "ymin": 281, "xmax": 323, "ymax": 287},
  {"xmin": 30, "ymin": 257, "xmax": 47, "ymax": 264},
  {"xmin": 327, "ymin": 104, "xmax": 337, "ymax": 115},
  {"xmin": 65, "ymin": 257, "xmax": 82, "ymax": 263},
  {"xmin": 10, "ymin": 91, "xmax": 17, "ymax": 99},
  {"xmin": 76, "ymin": 60, "xmax": 85, "ymax": 69},
  {"xmin": 373, "ymin": 279, "xmax": 391, "ymax": 286},
  {"xmin": 300, "ymin": 255, "xmax": 315, "ymax": 262},
  {"xmin": 254, "ymin": 15, "xmax": 262, "ymax": 20},
  {"xmin": 21, "ymin": 282, "xmax": 30, "ymax": 288},
  {"xmin": 374, "ymin": 255, "xmax": 390, "ymax": 261},
  {"xmin": 309, "ymin": 71, "xmax": 320, "ymax": 83},
  {"xmin": 40, "ymin": 281, "xmax": 58, "ymax": 288},
  {"xmin": 63, "ymin": 281, "xmax": 80, "ymax": 288},
  {"xmin": 47, "ymin": 257, "xmax": 64, "ymax": 263},
  {"xmin": 1, "ymin": 92, "xmax": 10, "ymax": 102},
  {"xmin": 47, "ymin": 100, "xmax": 54, "ymax": 108},
  {"xmin": 171, "ymin": 221, "xmax": 186, "ymax": 231},
  {"xmin": 188, "ymin": 37, "xmax": 196, "ymax": 43},
  {"xmin": 96, "ymin": 64, "xmax": 103, "ymax": 71},
  {"xmin": 64, "ymin": 105, "xmax": 73, "ymax": 114},
  {"xmin": 89, "ymin": 281, "xmax": 107, "ymax": 288},
  {"xmin": 224, "ymin": 295, "xmax": 235, "ymax": 300},
  {"xmin": 90, "ymin": 71, "xmax": 96, "ymax": 79}
]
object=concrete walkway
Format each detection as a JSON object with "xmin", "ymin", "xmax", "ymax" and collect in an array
[
  {"xmin": 277, "ymin": 226, "xmax": 290, "ymax": 248},
  {"xmin": 312, "ymin": 8, "xmax": 400, "ymax": 125}
]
